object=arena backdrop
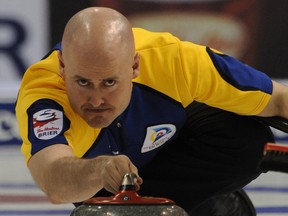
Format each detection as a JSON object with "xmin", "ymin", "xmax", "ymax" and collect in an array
[{"xmin": 0, "ymin": 0, "xmax": 49, "ymax": 145}]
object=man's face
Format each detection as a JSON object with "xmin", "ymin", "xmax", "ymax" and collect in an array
[{"xmin": 58, "ymin": 50, "xmax": 139, "ymax": 128}]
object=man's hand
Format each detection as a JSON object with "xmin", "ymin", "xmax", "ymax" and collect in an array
[
  {"xmin": 98, "ymin": 155, "xmax": 143, "ymax": 193},
  {"xmin": 28, "ymin": 144, "xmax": 142, "ymax": 203}
]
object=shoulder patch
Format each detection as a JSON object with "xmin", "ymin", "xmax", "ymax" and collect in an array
[
  {"xmin": 141, "ymin": 124, "xmax": 176, "ymax": 153},
  {"xmin": 33, "ymin": 109, "xmax": 63, "ymax": 140}
]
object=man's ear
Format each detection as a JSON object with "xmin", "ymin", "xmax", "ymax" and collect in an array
[
  {"xmin": 57, "ymin": 51, "xmax": 65, "ymax": 78},
  {"xmin": 132, "ymin": 52, "xmax": 140, "ymax": 78}
]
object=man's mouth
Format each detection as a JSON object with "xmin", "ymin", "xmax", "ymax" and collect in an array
[{"xmin": 85, "ymin": 108, "xmax": 110, "ymax": 114}]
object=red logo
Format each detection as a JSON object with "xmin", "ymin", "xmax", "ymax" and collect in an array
[{"xmin": 33, "ymin": 110, "xmax": 59, "ymax": 128}]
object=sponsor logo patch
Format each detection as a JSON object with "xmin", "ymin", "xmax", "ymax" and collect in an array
[
  {"xmin": 141, "ymin": 124, "xmax": 176, "ymax": 153},
  {"xmin": 33, "ymin": 109, "xmax": 63, "ymax": 140}
]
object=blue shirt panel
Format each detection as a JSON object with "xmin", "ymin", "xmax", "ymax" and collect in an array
[
  {"xmin": 207, "ymin": 48, "xmax": 273, "ymax": 94},
  {"xmin": 83, "ymin": 83, "xmax": 187, "ymax": 168}
]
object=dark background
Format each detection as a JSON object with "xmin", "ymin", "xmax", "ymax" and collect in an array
[{"xmin": 49, "ymin": 0, "xmax": 288, "ymax": 78}]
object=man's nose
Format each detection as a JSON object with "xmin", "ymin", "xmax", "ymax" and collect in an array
[{"xmin": 88, "ymin": 89, "xmax": 104, "ymax": 107}]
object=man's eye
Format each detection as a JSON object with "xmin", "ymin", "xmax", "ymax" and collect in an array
[
  {"xmin": 104, "ymin": 79, "xmax": 116, "ymax": 87},
  {"xmin": 77, "ymin": 79, "xmax": 89, "ymax": 86}
]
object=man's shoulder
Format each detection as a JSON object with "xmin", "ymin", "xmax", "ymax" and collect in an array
[
  {"xmin": 17, "ymin": 50, "xmax": 66, "ymax": 112},
  {"xmin": 26, "ymin": 50, "xmax": 60, "ymax": 76},
  {"xmin": 132, "ymin": 28, "xmax": 180, "ymax": 51}
]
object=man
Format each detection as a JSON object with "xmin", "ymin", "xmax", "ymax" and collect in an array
[{"xmin": 16, "ymin": 7, "xmax": 288, "ymax": 215}]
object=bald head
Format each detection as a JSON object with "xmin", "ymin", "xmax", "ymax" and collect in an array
[
  {"xmin": 58, "ymin": 8, "xmax": 140, "ymax": 128},
  {"xmin": 61, "ymin": 7, "xmax": 135, "ymax": 67}
]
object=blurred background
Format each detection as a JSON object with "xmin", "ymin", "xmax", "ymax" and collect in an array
[{"xmin": 1, "ymin": 0, "xmax": 288, "ymax": 215}]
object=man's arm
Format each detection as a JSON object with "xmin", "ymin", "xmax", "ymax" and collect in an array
[
  {"xmin": 258, "ymin": 80, "xmax": 288, "ymax": 118},
  {"xmin": 28, "ymin": 144, "xmax": 142, "ymax": 203}
]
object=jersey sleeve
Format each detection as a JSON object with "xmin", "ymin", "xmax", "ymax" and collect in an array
[
  {"xmin": 25, "ymin": 99, "xmax": 70, "ymax": 156},
  {"xmin": 178, "ymin": 42, "xmax": 273, "ymax": 115}
]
